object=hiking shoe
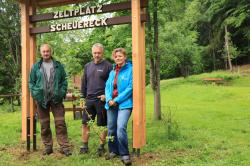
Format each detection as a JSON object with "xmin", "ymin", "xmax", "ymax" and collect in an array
[
  {"xmin": 105, "ymin": 152, "xmax": 118, "ymax": 160},
  {"xmin": 43, "ymin": 147, "xmax": 53, "ymax": 155},
  {"xmin": 97, "ymin": 146, "xmax": 105, "ymax": 157},
  {"xmin": 60, "ymin": 149, "xmax": 72, "ymax": 157},
  {"xmin": 121, "ymin": 158, "xmax": 132, "ymax": 166},
  {"xmin": 79, "ymin": 146, "xmax": 89, "ymax": 154}
]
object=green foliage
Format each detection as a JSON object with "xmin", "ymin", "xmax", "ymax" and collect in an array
[
  {"xmin": 160, "ymin": 21, "xmax": 203, "ymax": 77},
  {"xmin": 104, "ymin": 25, "xmax": 132, "ymax": 59},
  {"xmin": 200, "ymin": 0, "xmax": 250, "ymax": 69},
  {"xmin": 161, "ymin": 107, "xmax": 181, "ymax": 140},
  {"xmin": 0, "ymin": 0, "xmax": 21, "ymax": 94},
  {"xmin": 37, "ymin": 30, "xmax": 89, "ymax": 77},
  {"xmin": 156, "ymin": 0, "xmax": 204, "ymax": 78}
]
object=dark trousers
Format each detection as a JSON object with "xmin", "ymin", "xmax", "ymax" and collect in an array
[{"xmin": 37, "ymin": 102, "xmax": 70, "ymax": 150}]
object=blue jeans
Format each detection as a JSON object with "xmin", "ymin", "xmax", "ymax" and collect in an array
[{"xmin": 107, "ymin": 106, "xmax": 131, "ymax": 159}]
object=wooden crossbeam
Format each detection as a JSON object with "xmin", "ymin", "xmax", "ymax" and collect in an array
[
  {"xmin": 37, "ymin": 0, "xmax": 91, "ymax": 8},
  {"xmin": 30, "ymin": 1, "xmax": 147, "ymax": 22},
  {"xmin": 16, "ymin": 0, "xmax": 91, "ymax": 8}
]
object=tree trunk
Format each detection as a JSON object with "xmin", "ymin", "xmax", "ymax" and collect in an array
[
  {"xmin": 154, "ymin": 84, "xmax": 161, "ymax": 119},
  {"xmin": 152, "ymin": 0, "xmax": 161, "ymax": 120},
  {"xmin": 150, "ymin": 58, "xmax": 155, "ymax": 89},
  {"xmin": 212, "ymin": 48, "xmax": 216, "ymax": 70},
  {"xmin": 209, "ymin": 24, "xmax": 216, "ymax": 71},
  {"xmin": 147, "ymin": 0, "xmax": 161, "ymax": 120},
  {"xmin": 224, "ymin": 25, "xmax": 232, "ymax": 71},
  {"xmin": 147, "ymin": 1, "xmax": 153, "ymax": 87}
]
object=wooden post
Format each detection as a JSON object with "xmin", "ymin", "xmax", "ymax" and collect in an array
[
  {"xmin": 21, "ymin": 0, "xmax": 31, "ymax": 141},
  {"xmin": 140, "ymin": 7, "xmax": 146, "ymax": 147},
  {"xmin": 131, "ymin": 0, "xmax": 146, "ymax": 148},
  {"xmin": 29, "ymin": 3, "xmax": 37, "ymax": 141}
]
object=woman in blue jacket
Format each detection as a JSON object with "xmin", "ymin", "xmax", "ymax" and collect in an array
[{"xmin": 105, "ymin": 48, "xmax": 132, "ymax": 165}]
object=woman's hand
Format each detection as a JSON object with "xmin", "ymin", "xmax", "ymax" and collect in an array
[{"xmin": 108, "ymin": 100, "xmax": 117, "ymax": 106}]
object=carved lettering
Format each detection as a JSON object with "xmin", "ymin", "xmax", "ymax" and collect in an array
[
  {"xmin": 61, "ymin": 23, "xmax": 67, "ymax": 30},
  {"xmin": 80, "ymin": 7, "xmax": 85, "ymax": 15},
  {"xmin": 52, "ymin": 4, "xmax": 104, "ymax": 20},
  {"xmin": 67, "ymin": 22, "xmax": 72, "ymax": 30},
  {"xmin": 50, "ymin": 17, "xmax": 110, "ymax": 32},
  {"xmin": 85, "ymin": 7, "xmax": 91, "ymax": 15},
  {"xmin": 101, "ymin": 18, "xmax": 108, "ymax": 26},
  {"xmin": 74, "ymin": 9, "xmax": 80, "ymax": 16},
  {"xmin": 84, "ymin": 20, "xmax": 89, "ymax": 28},
  {"xmin": 56, "ymin": 24, "xmax": 61, "ymax": 31},
  {"xmin": 69, "ymin": 10, "xmax": 74, "ymax": 16},
  {"xmin": 90, "ymin": 6, "xmax": 96, "ymax": 13},
  {"xmin": 53, "ymin": 11, "xmax": 59, "ymax": 19},
  {"xmin": 78, "ymin": 21, "xmax": 84, "ymax": 28},
  {"xmin": 50, "ymin": 25, "xmax": 56, "ymax": 31},
  {"xmin": 58, "ymin": 11, "xmax": 63, "ymax": 18},
  {"xmin": 64, "ymin": 10, "xmax": 69, "ymax": 17},
  {"xmin": 97, "ymin": 5, "xmax": 103, "ymax": 13},
  {"xmin": 89, "ymin": 20, "xmax": 94, "ymax": 27},
  {"xmin": 95, "ymin": 20, "xmax": 100, "ymax": 26},
  {"xmin": 72, "ymin": 21, "xmax": 78, "ymax": 29}
]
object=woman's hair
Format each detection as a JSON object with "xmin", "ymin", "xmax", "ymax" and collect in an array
[{"xmin": 112, "ymin": 48, "xmax": 126, "ymax": 59}]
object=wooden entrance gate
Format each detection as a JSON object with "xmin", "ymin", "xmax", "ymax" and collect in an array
[{"xmin": 17, "ymin": 0, "xmax": 146, "ymax": 150}]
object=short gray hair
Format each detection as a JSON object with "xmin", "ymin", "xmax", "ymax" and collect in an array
[
  {"xmin": 92, "ymin": 43, "xmax": 104, "ymax": 52},
  {"xmin": 40, "ymin": 43, "xmax": 52, "ymax": 53}
]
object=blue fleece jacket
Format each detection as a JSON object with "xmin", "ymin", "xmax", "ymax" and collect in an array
[{"xmin": 105, "ymin": 61, "xmax": 133, "ymax": 110}]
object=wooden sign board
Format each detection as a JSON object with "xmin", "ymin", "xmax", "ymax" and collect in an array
[
  {"xmin": 31, "ymin": 14, "xmax": 147, "ymax": 34},
  {"xmin": 30, "ymin": 1, "xmax": 147, "ymax": 34}
]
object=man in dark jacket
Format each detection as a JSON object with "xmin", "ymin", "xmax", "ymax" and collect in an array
[
  {"xmin": 29, "ymin": 44, "xmax": 71, "ymax": 156},
  {"xmin": 80, "ymin": 43, "xmax": 112, "ymax": 156}
]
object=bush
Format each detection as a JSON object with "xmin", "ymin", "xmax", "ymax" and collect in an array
[{"xmin": 162, "ymin": 106, "xmax": 181, "ymax": 140}]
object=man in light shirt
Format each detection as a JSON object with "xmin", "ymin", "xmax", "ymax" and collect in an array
[{"xmin": 29, "ymin": 44, "xmax": 71, "ymax": 156}]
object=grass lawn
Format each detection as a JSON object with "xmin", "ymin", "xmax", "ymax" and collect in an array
[{"xmin": 0, "ymin": 71, "xmax": 250, "ymax": 165}]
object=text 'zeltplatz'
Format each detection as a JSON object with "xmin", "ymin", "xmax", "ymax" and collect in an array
[{"xmin": 53, "ymin": 5, "xmax": 103, "ymax": 19}]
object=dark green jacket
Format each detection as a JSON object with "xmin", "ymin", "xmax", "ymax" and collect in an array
[{"xmin": 29, "ymin": 59, "xmax": 67, "ymax": 109}]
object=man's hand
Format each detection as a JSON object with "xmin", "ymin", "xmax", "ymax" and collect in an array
[{"xmin": 97, "ymin": 95, "xmax": 106, "ymax": 102}]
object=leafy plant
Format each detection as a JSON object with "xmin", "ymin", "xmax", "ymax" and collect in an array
[{"xmin": 161, "ymin": 106, "xmax": 181, "ymax": 140}]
